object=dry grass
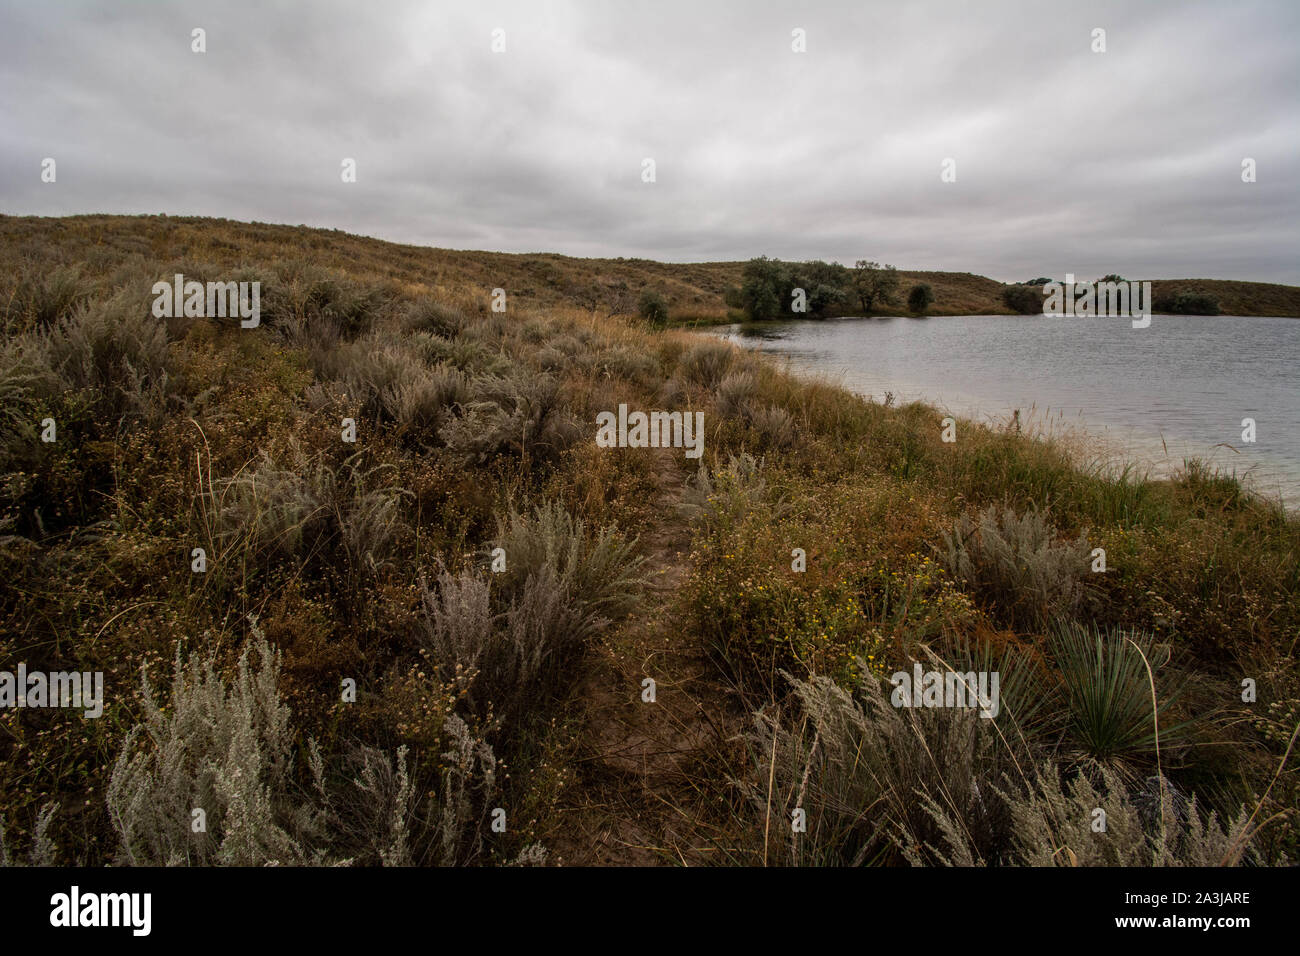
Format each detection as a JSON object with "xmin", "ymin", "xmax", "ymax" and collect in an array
[{"xmin": 2, "ymin": 213, "xmax": 1297, "ymax": 868}]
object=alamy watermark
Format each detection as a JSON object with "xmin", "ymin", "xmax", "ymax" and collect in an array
[
  {"xmin": 151, "ymin": 273, "xmax": 261, "ymax": 327},
  {"xmin": 1043, "ymin": 274, "xmax": 1151, "ymax": 328},
  {"xmin": 596, "ymin": 403, "xmax": 704, "ymax": 459},
  {"xmin": 50, "ymin": 886, "xmax": 151, "ymax": 936},
  {"xmin": 1, "ymin": 664, "xmax": 104, "ymax": 718},
  {"xmin": 890, "ymin": 663, "xmax": 1000, "ymax": 719}
]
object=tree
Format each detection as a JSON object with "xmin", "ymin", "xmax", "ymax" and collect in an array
[
  {"xmin": 637, "ymin": 289, "xmax": 669, "ymax": 326},
  {"xmin": 1002, "ymin": 284, "xmax": 1043, "ymax": 315},
  {"xmin": 736, "ymin": 256, "xmax": 853, "ymax": 320},
  {"xmin": 852, "ymin": 260, "xmax": 899, "ymax": 313},
  {"xmin": 739, "ymin": 256, "xmax": 786, "ymax": 320},
  {"xmin": 796, "ymin": 260, "xmax": 850, "ymax": 316},
  {"xmin": 739, "ymin": 274, "xmax": 780, "ymax": 320},
  {"xmin": 907, "ymin": 283, "xmax": 934, "ymax": 314}
]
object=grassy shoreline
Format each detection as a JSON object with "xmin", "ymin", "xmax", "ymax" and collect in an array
[{"xmin": 2, "ymin": 216, "xmax": 1297, "ymax": 866}]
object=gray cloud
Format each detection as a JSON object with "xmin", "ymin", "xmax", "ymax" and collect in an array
[{"xmin": 2, "ymin": 0, "xmax": 1296, "ymax": 282}]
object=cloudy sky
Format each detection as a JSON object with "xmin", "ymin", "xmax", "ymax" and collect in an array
[{"xmin": 2, "ymin": 0, "xmax": 1297, "ymax": 282}]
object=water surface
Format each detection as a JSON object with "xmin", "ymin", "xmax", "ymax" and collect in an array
[{"xmin": 717, "ymin": 314, "xmax": 1300, "ymax": 507}]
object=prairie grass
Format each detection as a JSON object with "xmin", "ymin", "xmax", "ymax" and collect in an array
[{"xmin": 1, "ymin": 214, "xmax": 1296, "ymax": 867}]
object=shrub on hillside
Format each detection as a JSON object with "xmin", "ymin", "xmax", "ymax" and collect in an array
[
  {"xmin": 6, "ymin": 263, "xmax": 92, "ymax": 333},
  {"xmin": 438, "ymin": 370, "xmax": 580, "ymax": 465},
  {"xmin": 0, "ymin": 338, "xmax": 55, "ymax": 468},
  {"xmin": 262, "ymin": 266, "xmax": 388, "ymax": 345},
  {"xmin": 750, "ymin": 404, "xmax": 798, "ymax": 450},
  {"xmin": 106, "ymin": 622, "xmax": 318, "ymax": 865},
  {"xmin": 314, "ymin": 336, "xmax": 467, "ymax": 438},
  {"xmin": 0, "ymin": 802, "xmax": 59, "ymax": 867},
  {"xmin": 210, "ymin": 446, "xmax": 409, "ymax": 581},
  {"xmin": 491, "ymin": 501, "xmax": 645, "ymax": 639},
  {"xmin": 403, "ymin": 300, "xmax": 470, "ymax": 338},
  {"xmin": 678, "ymin": 340, "xmax": 735, "ymax": 388},
  {"xmin": 742, "ymin": 669, "xmax": 1019, "ymax": 866},
  {"xmin": 105, "ymin": 619, "xmax": 501, "ymax": 867},
  {"xmin": 714, "ymin": 370, "xmax": 757, "ymax": 420},
  {"xmin": 42, "ymin": 291, "xmax": 171, "ymax": 423},
  {"xmin": 679, "ymin": 452, "xmax": 767, "ymax": 527},
  {"xmin": 907, "ymin": 283, "xmax": 935, "ymax": 314},
  {"xmin": 637, "ymin": 289, "xmax": 669, "ymax": 327},
  {"xmin": 417, "ymin": 504, "xmax": 644, "ymax": 728}
]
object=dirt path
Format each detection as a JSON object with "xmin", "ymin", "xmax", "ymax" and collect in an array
[{"xmin": 548, "ymin": 451, "xmax": 739, "ymax": 865}]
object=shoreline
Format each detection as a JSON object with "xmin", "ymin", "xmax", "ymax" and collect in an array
[{"xmin": 716, "ymin": 330, "xmax": 1300, "ymax": 511}]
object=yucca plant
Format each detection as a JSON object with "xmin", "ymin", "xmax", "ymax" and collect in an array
[
  {"xmin": 920, "ymin": 634, "xmax": 1063, "ymax": 766},
  {"xmin": 1050, "ymin": 621, "xmax": 1193, "ymax": 764}
]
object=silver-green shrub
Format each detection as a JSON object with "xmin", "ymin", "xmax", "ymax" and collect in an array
[{"xmin": 942, "ymin": 504, "xmax": 1094, "ymax": 628}]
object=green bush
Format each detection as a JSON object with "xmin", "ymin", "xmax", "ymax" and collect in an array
[
  {"xmin": 907, "ymin": 283, "xmax": 934, "ymax": 314},
  {"xmin": 1153, "ymin": 290, "xmax": 1220, "ymax": 315},
  {"xmin": 851, "ymin": 261, "xmax": 900, "ymax": 313},
  {"xmin": 637, "ymin": 289, "xmax": 669, "ymax": 326},
  {"xmin": 1001, "ymin": 284, "xmax": 1044, "ymax": 315},
  {"xmin": 1050, "ymin": 621, "xmax": 1192, "ymax": 762}
]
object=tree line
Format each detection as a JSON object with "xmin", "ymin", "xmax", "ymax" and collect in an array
[{"xmin": 719, "ymin": 257, "xmax": 934, "ymax": 321}]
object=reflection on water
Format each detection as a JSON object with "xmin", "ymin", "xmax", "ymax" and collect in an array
[{"xmin": 716, "ymin": 314, "xmax": 1300, "ymax": 507}]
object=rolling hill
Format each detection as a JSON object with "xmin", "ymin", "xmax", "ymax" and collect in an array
[{"xmin": 5, "ymin": 215, "xmax": 1298, "ymax": 323}]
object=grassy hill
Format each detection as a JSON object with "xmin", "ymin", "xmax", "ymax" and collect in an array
[
  {"xmin": 3, "ymin": 215, "xmax": 1298, "ymax": 322},
  {"xmin": 1, "ymin": 213, "xmax": 1297, "ymax": 868},
  {"xmin": 1146, "ymin": 278, "xmax": 1300, "ymax": 317}
]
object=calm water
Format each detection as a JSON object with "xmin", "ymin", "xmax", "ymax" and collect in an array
[{"xmin": 717, "ymin": 314, "xmax": 1300, "ymax": 507}]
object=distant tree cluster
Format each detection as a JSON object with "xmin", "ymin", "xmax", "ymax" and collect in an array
[
  {"xmin": 1154, "ymin": 289, "xmax": 1220, "ymax": 315},
  {"xmin": 1002, "ymin": 283, "xmax": 1045, "ymax": 314},
  {"xmin": 1005, "ymin": 275, "xmax": 1222, "ymax": 316},
  {"xmin": 728, "ymin": 257, "xmax": 909, "ymax": 321}
]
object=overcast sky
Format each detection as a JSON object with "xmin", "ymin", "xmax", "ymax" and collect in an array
[{"xmin": 2, "ymin": 0, "xmax": 1297, "ymax": 282}]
